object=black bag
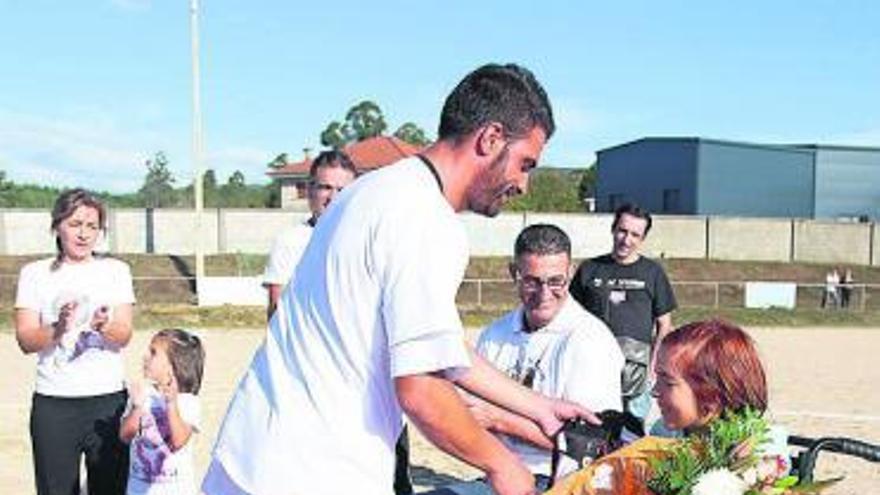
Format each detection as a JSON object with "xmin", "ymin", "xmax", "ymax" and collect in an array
[
  {"xmin": 617, "ymin": 336, "xmax": 651, "ymax": 398},
  {"xmin": 548, "ymin": 410, "xmax": 645, "ymax": 486}
]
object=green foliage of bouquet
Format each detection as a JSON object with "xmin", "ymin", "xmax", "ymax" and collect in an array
[{"xmin": 646, "ymin": 409, "xmax": 841, "ymax": 495}]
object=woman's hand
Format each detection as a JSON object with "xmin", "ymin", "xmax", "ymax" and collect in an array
[
  {"xmin": 90, "ymin": 305, "xmax": 110, "ymax": 333},
  {"xmin": 53, "ymin": 301, "xmax": 78, "ymax": 340}
]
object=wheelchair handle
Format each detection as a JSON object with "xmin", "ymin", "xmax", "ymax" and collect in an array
[{"xmin": 789, "ymin": 435, "xmax": 880, "ymax": 483}]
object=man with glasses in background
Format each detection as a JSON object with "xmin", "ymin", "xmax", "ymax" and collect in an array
[
  {"xmin": 432, "ymin": 224, "xmax": 622, "ymax": 494},
  {"xmin": 262, "ymin": 150, "xmax": 357, "ymax": 319}
]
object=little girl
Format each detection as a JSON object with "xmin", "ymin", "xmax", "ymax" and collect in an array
[{"xmin": 120, "ymin": 328, "xmax": 205, "ymax": 495}]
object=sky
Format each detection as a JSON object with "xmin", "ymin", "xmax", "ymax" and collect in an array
[{"xmin": 1, "ymin": 0, "xmax": 878, "ymax": 193}]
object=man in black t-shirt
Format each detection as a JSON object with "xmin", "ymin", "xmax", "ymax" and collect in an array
[{"xmin": 569, "ymin": 203, "xmax": 676, "ymax": 421}]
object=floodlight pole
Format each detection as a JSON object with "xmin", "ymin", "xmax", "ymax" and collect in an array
[{"xmin": 190, "ymin": 0, "xmax": 205, "ymax": 298}]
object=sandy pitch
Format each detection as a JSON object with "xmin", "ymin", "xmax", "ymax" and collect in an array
[{"xmin": 1, "ymin": 327, "xmax": 878, "ymax": 494}]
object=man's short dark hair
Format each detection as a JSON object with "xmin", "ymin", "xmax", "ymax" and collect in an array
[
  {"xmin": 438, "ymin": 63, "xmax": 555, "ymax": 142},
  {"xmin": 514, "ymin": 224, "xmax": 571, "ymax": 259},
  {"xmin": 309, "ymin": 150, "xmax": 357, "ymax": 178},
  {"xmin": 612, "ymin": 203, "xmax": 653, "ymax": 237}
]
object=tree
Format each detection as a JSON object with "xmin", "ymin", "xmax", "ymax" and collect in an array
[
  {"xmin": 345, "ymin": 100, "xmax": 386, "ymax": 142},
  {"xmin": 0, "ymin": 170, "xmax": 12, "ymax": 206},
  {"xmin": 139, "ymin": 151, "xmax": 176, "ymax": 208},
  {"xmin": 228, "ymin": 170, "xmax": 246, "ymax": 188},
  {"xmin": 267, "ymin": 153, "xmax": 290, "ymax": 169},
  {"xmin": 393, "ymin": 122, "xmax": 431, "ymax": 147},
  {"xmin": 203, "ymin": 169, "xmax": 219, "ymax": 207},
  {"xmin": 578, "ymin": 163, "xmax": 597, "ymax": 201},
  {"xmin": 320, "ymin": 121, "xmax": 350, "ymax": 149},
  {"xmin": 504, "ymin": 168, "xmax": 586, "ymax": 212}
]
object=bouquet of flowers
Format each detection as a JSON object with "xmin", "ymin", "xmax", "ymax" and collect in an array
[{"xmin": 646, "ymin": 408, "xmax": 840, "ymax": 495}]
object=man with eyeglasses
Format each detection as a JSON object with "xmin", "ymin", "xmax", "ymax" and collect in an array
[
  {"xmin": 429, "ymin": 224, "xmax": 623, "ymax": 493},
  {"xmin": 262, "ymin": 150, "xmax": 357, "ymax": 319},
  {"xmin": 569, "ymin": 203, "xmax": 677, "ymax": 426}
]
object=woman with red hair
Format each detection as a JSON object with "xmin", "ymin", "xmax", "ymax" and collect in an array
[
  {"xmin": 653, "ymin": 319, "xmax": 767, "ymax": 433},
  {"xmin": 546, "ymin": 320, "xmax": 777, "ymax": 495}
]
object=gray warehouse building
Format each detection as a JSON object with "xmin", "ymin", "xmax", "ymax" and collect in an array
[{"xmin": 596, "ymin": 138, "xmax": 880, "ymax": 219}]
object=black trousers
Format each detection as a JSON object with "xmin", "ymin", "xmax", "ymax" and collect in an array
[{"xmin": 30, "ymin": 391, "xmax": 129, "ymax": 495}]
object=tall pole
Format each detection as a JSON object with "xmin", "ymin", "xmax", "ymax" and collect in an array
[{"xmin": 190, "ymin": 0, "xmax": 205, "ymax": 298}]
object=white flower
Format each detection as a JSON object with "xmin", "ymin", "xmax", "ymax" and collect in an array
[
  {"xmin": 589, "ymin": 464, "xmax": 613, "ymax": 490},
  {"xmin": 741, "ymin": 466, "xmax": 759, "ymax": 486},
  {"xmin": 693, "ymin": 468, "xmax": 749, "ymax": 495}
]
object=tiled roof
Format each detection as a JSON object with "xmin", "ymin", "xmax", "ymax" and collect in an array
[{"xmin": 267, "ymin": 136, "xmax": 424, "ymax": 177}]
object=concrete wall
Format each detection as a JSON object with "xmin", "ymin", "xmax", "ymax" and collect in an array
[
  {"xmin": 220, "ymin": 209, "xmax": 307, "ymax": 254},
  {"xmin": 1, "ymin": 210, "xmax": 54, "ymax": 255},
  {"xmin": 644, "ymin": 216, "xmax": 707, "ymax": 259},
  {"xmin": 525, "ymin": 213, "xmax": 613, "ymax": 259},
  {"xmin": 708, "ymin": 217, "xmax": 792, "ymax": 262},
  {"xmin": 792, "ymin": 220, "xmax": 872, "ymax": 265},
  {"xmin": 461, "ymin": 212, "xmax": 526, "ymax": 257},
  {"xmin": 1, "ymin": 208, "xmax": 877, "ymax": 266}
]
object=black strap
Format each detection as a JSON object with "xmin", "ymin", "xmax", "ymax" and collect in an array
[
  {"xmin": 416, "ymin": 154, "xmax": 444, "ymax": 193},
  {"xmin": 548, "ymin": 427, "xmax": 565, "ymax": 489}
]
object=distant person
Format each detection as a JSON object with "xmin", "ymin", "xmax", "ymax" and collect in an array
[
  {"xmin": 821, "ymin": 268, "xmax": 840, "ymax": 309},
  {"xmin": 428, "ymin": 224, "xmax": 623, "ymax": 494},
  {"xmin": 120, "ymin": 328, "xmax": 205, "ymax": 495},
  {"xmin": 840, "ymin": 268, "xmax": 854, "ymax": 309},
  {"xmin": 15, "ymin": 188, "xmax": 135, "ymax": 495},
  {"xmin": 201, "ymin": 63, "xmax": 593, "ymax": 495},
  {"xmin": 262, "ymin": 149, "xmax": 357, "ymax": 319},
  {"xmin": 569, "ymin": 203, "xmax": 677, "ymax": 424}
]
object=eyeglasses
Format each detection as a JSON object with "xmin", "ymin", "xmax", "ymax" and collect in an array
[{"xmin": 515, "ymin": 273, "xmax": 569, "ymax": 292}]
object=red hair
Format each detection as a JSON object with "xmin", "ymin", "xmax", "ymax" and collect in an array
[{"xmin": 662, "ymin": 319, "xmax": 767, "ymax": 418}]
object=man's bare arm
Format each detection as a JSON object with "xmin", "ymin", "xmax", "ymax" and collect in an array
[
  {"xmin": 396, "ymin": 373, "xmax": 535, "ymax": 495},
  {"xmin": 454, "ymin": 348, "xmax": 597, "ymax": 437}
]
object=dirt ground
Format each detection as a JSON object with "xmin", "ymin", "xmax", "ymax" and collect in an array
[{"xmin": 1, "ymin": 327, "xmax": 878, "ymax": 494}]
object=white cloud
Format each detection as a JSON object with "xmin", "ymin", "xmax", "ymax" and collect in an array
[
  {"xmin": 0, "ymin": 106, "xmax": 276, "ymax": 192},
  {"xmin": 0, "ymin": 108, "xmax": 174, "ymax": 192}
]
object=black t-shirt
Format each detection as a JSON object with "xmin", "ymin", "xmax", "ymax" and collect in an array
[{"xmin": 569, "ymin": 254, "xmax": 677, "ymax": 344}]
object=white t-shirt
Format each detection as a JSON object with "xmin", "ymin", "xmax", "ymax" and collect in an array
[
  {"xmin": 15, "ymin": 257, "xmax": 136, "ymax": 397},
  {"xmin": 207, "ymin": 157, "xmax": 472, "ymax": 495},
  {"xmin": 126, "ymin": 389, "xmax": 202, "ymax": 495},
  {"xmin": 477, "ymin": 296, "xmax": 624, "ymax": 477},
  {"xmin": 262, "ymin": 220, "xmax": 314, "ymax": 287}
]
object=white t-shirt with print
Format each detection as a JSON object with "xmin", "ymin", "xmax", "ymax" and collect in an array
[
  {"xmin": 126, "ymin": 389, "xmax": 201, "ymax": 495},
  {"xmin": 262, "ymin": 220, "xmax": 313, "ymax": 287},
  {"xmin": 207, "ymin": 158, "xmax": 472, "ymax": 495},
  {"xmin": 15, "ymin": 257, "xmax": 136, "ymax": 397},
  {"xmin": 477, "ymin": 296, "xmax": 624, "ymax": 477}
]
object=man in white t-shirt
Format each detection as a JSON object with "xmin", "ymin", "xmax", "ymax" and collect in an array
[
  {"xmin": 202, "ymin": 63, "xmax": 594, "ymax": 495},
  {"xmin": 433, "ymin": 224, "xmax": 623, "ymax": 494},
  {"xmin": 262, "ymin": 149, "xmax": 357, "ymax": 319}
]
